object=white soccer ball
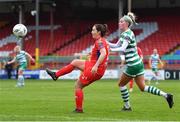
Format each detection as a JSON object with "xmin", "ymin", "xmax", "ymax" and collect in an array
[{"xmin": 13, "ymin": 24, "xmax": 27, "ymax": 38}]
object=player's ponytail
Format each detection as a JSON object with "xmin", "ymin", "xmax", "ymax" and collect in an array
[
  {"xmin": 127, "ymin": 12, "xmax": 136, "ymax": 24},
  {"xmin": 123, "ymin": 12, "xmax": 137, "ymax": 27}
]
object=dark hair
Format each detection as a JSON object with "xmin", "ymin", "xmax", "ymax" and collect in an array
[{"xmin": 94, "ymin": 24, "xmax": 108, "ymax": 37}]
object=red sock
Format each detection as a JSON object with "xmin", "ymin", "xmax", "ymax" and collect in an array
[
  {"xmin": 129, "ymin": 79, "xmax": 133, "ymax": 89},
  {"xmin": 55, "ymin": 64, "xmax": 74, "ymax": 77},
  {"xmin": 75, "ymin": 89, "xmax": 83, "ymax": 110}
]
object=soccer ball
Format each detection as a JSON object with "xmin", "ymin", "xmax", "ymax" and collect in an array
[{"xmin": 13, "ymin": 24, "xmax": 27, "ymax": 38}]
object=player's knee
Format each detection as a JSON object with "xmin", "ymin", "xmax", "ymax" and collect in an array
[
  {"xmin": 75, "ymin": 85, "xmax": 81, "ymax": 90},
  {"xmin": 71, "ymin": 59, "xmax": 78, "ymax": 66},
  {"xmin": 75, "ymin": 80, "xmax": 84, "ymax": 89},
  {"xmin": 18, "ymin": 70, "xmax": 23, "ymax": 75}
]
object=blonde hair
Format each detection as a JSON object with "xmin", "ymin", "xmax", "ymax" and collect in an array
[
  {"xmin": 123, "ymin": 12, "xmax": 137, "ymax": 27},
  {"xmin": 14, "ymin": 45, "xmax": 21, "ymax": 52}
]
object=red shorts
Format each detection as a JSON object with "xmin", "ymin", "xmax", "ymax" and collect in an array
[{"xmin": 79, "ymin": 61, "xmax": 106, "ymax": 85}]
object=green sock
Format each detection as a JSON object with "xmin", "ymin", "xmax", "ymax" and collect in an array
[
  {"xmin": 144, "ymin": 86, "xmax": 167, "ymax": 98},
  {"xmin": 120, "ymin": 86, "xmax": 130, "ymax": 108}
]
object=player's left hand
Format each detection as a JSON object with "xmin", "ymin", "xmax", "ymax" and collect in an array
[{"xmin": 91, "ymin": 65, "xmax": 98, "ymax": 74}]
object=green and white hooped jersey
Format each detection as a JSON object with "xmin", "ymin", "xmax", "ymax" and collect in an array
[
  {"xmin": 15, "ymin": 51, "xmax": 27, "ymax": 65},
  {"xmin": 150, "ymin": 54, "xmax": 159, "ymax": 69},
  {"xmin": 120, "ymin": 29, "xmax": 141, "ymax": 67}
]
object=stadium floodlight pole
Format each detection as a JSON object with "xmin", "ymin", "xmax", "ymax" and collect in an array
[
  {"xmin": 35, "ymin": 0, "xmax": 39, "ymax": 68},
  {"xmin": 118, "ymin": 0, "xmax": 123, "ymax": 35},
  {"xmin": 19, "ymin": 5, "xmax": 22, "ymax": 24},
  {"xmin": 18, "ymin": 4, "xmax": 23, "ymax": 49},
  {"xmin": 128, "ymin": 0, "xmax": 132, "ymax": 12},
  {"xmin": 118, "ymin": 0, "xmax": 123, "ymax": 75},
  {"xmin": 118, "ymin": 0, "xmax": 123, "ymax": 19}
]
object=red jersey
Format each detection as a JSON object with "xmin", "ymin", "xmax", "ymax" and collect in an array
[
  {"xmin": 79, "ymin": 38, "xmax": 109, "ymax": 85},
  {"xmin": 90, "ymin": 38, "xmax": 109, "ymax": 66},
  {"xmin": 137, "ymin": 47, "xmax": 143, "ymax": 59}
]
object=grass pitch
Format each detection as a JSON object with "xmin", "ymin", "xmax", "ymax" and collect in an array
[{"xmin": 0, "ymin": 79, "xmax": 179, "ymax": 121}]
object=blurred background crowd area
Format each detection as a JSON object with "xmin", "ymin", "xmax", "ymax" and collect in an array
[{"xmin": 0, "ymin": 0, "xmax": 179, "ymax": 70}]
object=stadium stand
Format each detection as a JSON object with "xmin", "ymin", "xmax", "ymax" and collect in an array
[
  {"xmin": 0, "ymin": 15, "xmax": 180, "ymax": 59},
  {"xmin": 138, "ymin": 16, "xmax": 180, "ymax": 56}
]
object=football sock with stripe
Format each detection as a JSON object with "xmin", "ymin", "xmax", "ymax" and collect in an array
[
  {"xmin": 144, "ymin": 86, "xmax": 167, "ymax": 98},
  {"xmin": 18, "ymin": 75, "xmax": 24, "ymax": 86},
  {"xmin": 120, "ymin": 86, "xmax": 131, "ymax": 108}
]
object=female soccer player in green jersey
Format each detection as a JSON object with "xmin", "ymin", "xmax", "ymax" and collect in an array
[
  {"xmin": 7, "ymin": 45, "xmax": 35, "ymax": 87},
  {"xmin": 149, "ymin": 49, "xmax": 163, "ymax": 84},
  {"xmin": 108, "ymin": 12, "xmax": 174, "ymax": 111}
]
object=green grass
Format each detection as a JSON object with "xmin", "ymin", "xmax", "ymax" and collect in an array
[{"xmin": 0, "ymin": 79, "xmax": 179, "ymax": 121}]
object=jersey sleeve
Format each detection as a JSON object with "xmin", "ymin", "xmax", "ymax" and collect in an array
[
  {"xmin": 96, "ymin": 41, "xmax": 105, "ymax": 50},
  {"xmin": 116, "ymin": 39, "xmax": 122, "ymax": 46},
  {"xmin": 122, "ymin": 33, "xmax": 131, "ymax": 44},
  {"xmin": 124, "ymin": 36, "xmax": 131, "ymax": 44}
]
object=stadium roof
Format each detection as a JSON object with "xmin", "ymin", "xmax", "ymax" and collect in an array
[
  {"xmin": 0, "ymin": 0, "xmax": 32, "ymax": 2},
  {"xmin": 0, "ymin": 0, "xmax": 53, "ymax": 2}
]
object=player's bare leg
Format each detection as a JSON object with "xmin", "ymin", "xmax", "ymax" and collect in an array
[
  {"xmin": 155, "ymin": 72, "xmax": 159, "ymax": 84},
  {"xmin": 16, "ymin": 69, "xmax": 24, "ymax": 87},
  {"xmin": 135, "ymin": 75, "xmax": 174, "ymax": 108}
]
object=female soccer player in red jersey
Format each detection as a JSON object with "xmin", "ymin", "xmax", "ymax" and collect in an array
[{"xmin": 46, "ymin": 24, "xmax": 109, "ymax": 113}]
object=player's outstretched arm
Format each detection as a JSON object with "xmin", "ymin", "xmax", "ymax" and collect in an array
[
  {"xmin": 108, "ymin": 39, "xmax": 121, "ymax": 48},
  {"xmin": 110, "ymin": 40, "xmax": 128, "ymax": 52},
  {"xmin": 26, "ymin": 52, "xmax": 35, "ymax": 63},
  {"xmin": 158, "ymin": 58, "xmax": 164, "ymax": 68},
  {"xmin": 119, "ymin": 55, "xmax": 125, "ymax": 67},
  {"xmin": 7, "ymin": 57, "xmax": 16, "ymax": 64},
  {"xmin": 149, "ymin": 56, "xmax": 152, "ymax": 68}
]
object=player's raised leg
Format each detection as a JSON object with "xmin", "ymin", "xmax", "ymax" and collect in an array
[
  {"xmin": 135, "ymin": 75, "xmax": 174, "ymax": 108},
  {"xmin": 46, "ymin": 59, "xmax": 85, "ymax": 81}
]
